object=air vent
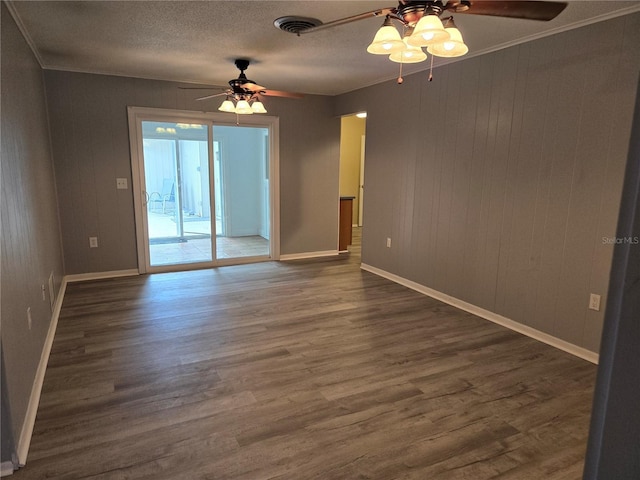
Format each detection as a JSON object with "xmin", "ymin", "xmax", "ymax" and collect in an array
[{"xmin": 274, "ymin": 16, "xmax": 323, "ymax": 34}]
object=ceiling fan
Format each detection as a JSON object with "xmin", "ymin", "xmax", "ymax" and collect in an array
[
  {"xmin": 275, "ymin": 1, "xmax": 568, "ymax": 35},
  {"xmin": 183, "ymin": 59, "xmax": 303, "ymax": 115},
  {"xmin": 275, "ymin": 1, "xmax": 567, "ymax": 80}
]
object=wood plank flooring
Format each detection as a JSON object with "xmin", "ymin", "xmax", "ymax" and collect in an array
[{"xmin": 15, "ymin": 233, "xmax": 596, "ymax": 479}]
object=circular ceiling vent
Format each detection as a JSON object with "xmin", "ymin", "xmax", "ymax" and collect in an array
[{"xmin": 274, "ymin": 16, "xmax": 323, "ymax": 34}]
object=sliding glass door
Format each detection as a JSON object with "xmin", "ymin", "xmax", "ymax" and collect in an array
[
  {"xmin": 141, "ymin": 121, "xmax": 212, "ymax": 267},
  {"xmin": 128, "ymin": 108, "xmax": 279, "ymax": 273}
]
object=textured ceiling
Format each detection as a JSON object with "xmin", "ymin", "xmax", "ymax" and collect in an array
[{"xmin": 7, "ymin": 1, "xmax": 640, "ymax": 96}]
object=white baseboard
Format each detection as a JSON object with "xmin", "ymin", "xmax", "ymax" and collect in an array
[
  {"xmin": 16, "ymin": 278, "xmax": 68, "ymax": 466},
  {"xmin": 64, "ymin": 269, "xmax": 139, "ymax": 283},
  {"xmin": 280, "ymin": 250, "xmax": 339, "ymax": 261},
  {"xmin": 1, "ymin": 461, "xmax": 15, "ymax": 477},
  {"xmin": 361, "ymin": 263, "xmax": 599, "ymax": 365}
]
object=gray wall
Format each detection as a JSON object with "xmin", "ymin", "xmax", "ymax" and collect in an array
[
  {"xmin": 44, "ymin": 70, "xmax": 340, "ymax": 274},
  {"xmin": 335, "ymin": 13, "xmax": 640, "ymax": 353},
  {"xmin": 1, "ymin": 2, "xmax": 64, "ymax": 462}
]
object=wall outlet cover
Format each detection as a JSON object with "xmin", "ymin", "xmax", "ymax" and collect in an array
[{"xmin": 589, "ymin": 293, "xmax": 601, "ymax": 311}]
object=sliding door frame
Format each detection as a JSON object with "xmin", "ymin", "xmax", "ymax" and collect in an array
[{"xmin": 127, "ymin": 106, "xmax": 280, "ymax": 273}]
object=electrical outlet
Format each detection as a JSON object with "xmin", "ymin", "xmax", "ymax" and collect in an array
[
  {"xmin": 589, "ymin": 293, "xmax": 601, "ymax": 311},
  {"xmin": 27, "ymin": 307, "xmax": 32, "ymax": 330},
  {"xmin": 116, "ymin": 178, "xmax": 128, "ymax": 189},
  {"xmin": 386, "ymin": 237, "xmax": 391, "ymax": 248},
  {"xmin": 89, "ymin": 237, "xmax": 98, "ymax": 248}
]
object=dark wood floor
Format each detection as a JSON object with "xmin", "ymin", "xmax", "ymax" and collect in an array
[{"xmin": 16, "ymin": 230, "xmax": 596, "ymax": 479}]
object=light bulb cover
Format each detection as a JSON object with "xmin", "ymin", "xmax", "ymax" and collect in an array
[
  {"xmin": 407, "ymin": 14, "xmax": 449, "ymax": 47},
  {"xmin": 367, "ymin": 17, "xmax": 404, "ymax": 55},
  {"xmin": 251, "ymin": 100, "xmax": 267, "ymax": 113},
  {"xmin": 235, "ymin": 100, "xmax": 254, "ymax": 114},
  {"xmin": 218, "ymin": 99, "xmax": 236, "ymax": 112},
  {"xmin": 427, "ymin": 26, "xmax": 468, "ymax": 57},
  {"xmin": 390, "ymin": 37, "xmax": 427, "ymax": 63}
]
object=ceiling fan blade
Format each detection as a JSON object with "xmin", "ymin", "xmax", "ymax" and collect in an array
[
  {"xmin": 195, "ymin": 92, "xmax": 229, "ymax": 101},
  {"xmin": 296, "ymin": 7, "xmax": 395, "ymax": 34},
  {"xmin": 454, "ymin": 1, "xmax": 568, "ymax": 21},
  {"xmin": 178, "ymin": 85, "xmax": 227, "ymax": 90},
  {"xmin": 242, "ymin": 82, "xmax": 267, "ymax": 92},
  {"xmin": 260, "ymin": 90, "xmax": 304, "ymax": 99}
]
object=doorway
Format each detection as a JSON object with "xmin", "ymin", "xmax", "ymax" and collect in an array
[
  {"xmin": 339, "ymin": 113, "xmax": 367, "ymax": 228},
  {"xmin": 128, "ymin": 107, "xmax": 280, "ymax": 273}
]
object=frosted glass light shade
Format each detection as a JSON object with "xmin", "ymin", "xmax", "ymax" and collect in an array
[
  {"xmin": 407, "ymin": 14, "xmax": 449, "ymax": 47},
  {"xmin": 251, "ymin": 101, "xmax": 267, "ymax": 113},
  {"xmin": 427, "ymin": 26, "xmax": 468, "ymax": 57},
  {"xmin": 218, "ymin": 100, "xmax": 235, "ymax": 112},
  {"xmin": 390, "ymin": 38, "xmax": 427, "ymax": 63},
  {"xmin": 367, "ymin": 24, "xmax": 404, "ymax": 55},
  {"xmin": 235, "ymin": 100, "xmax": 254, "ymax": 114}
]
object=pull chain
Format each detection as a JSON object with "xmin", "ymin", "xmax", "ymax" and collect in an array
[{"xmin": 428, "ymin": 54, "xmax": 434, "ymax": 82}]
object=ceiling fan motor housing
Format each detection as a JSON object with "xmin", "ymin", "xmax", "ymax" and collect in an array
[
  {"xmin": 398, "ymin": 1, "xmax": 445, "ymax": 24},
  {"xmin": 229, "ymin": 59, "xmax": 256, "ymax": 94}
]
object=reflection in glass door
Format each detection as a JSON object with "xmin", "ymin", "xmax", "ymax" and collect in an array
[
  {"xmin": 213, "ymin": 125, "xmax": 270, "ymax": 260},
  {"xmin": 141, "ymin": 121, "xmax": 212, "ymax": 267}
]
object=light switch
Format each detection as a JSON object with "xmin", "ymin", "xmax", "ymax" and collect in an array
[{"xmin": 116, "ymin": 178, "xmax": 128, "ymax": 189}]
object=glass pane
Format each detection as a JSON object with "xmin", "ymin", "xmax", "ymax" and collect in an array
[
  {"xmin": 141, "ymin": 121, "xmax": 212, "ymax": 266},
  {"xmin": 212, "ymin": 125, "xmax": 270, "ymax": 260}
]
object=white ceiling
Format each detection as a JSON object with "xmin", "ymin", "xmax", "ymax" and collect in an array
[{"xmin": 7, "ymin": 1, "xmax": 640, "ymax": 96}]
